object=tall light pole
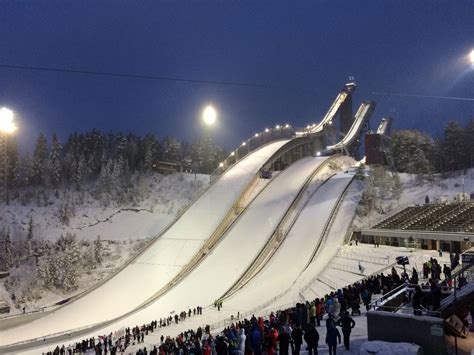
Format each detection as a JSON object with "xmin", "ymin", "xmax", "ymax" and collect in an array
[
  {"xmin": 201, "ymin": 104, "xmax": 218, "ymax": 183},
  {"xmin": 0, "ymin": 107, "xmax": 17, "ymax": 204}
]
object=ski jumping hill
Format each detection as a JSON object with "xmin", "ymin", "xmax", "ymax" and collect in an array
[{"xmin": 0, "ymin": 83, "xmax": 371, "ymax": 353}]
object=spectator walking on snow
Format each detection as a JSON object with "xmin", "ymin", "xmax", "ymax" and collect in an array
[
  {"xmin": 326, "ymin": 323, "xmax": 341, "ymax": 355},
  {"xmin": 304, "ymin": 319, "xmax": 319, "ymax": 355},
  {"xmin": 291, "ymin": 323, "xmax": 303, "ymax": 355},
  {"xmin": 336, "ymin": 311, "xmax": 355, "ymax": 351}
]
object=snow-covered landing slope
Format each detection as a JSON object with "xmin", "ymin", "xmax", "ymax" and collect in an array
[
  {"xmin": 273, "ymin": 175, "xmax": 363, "ymax": 308},
  {"xmin": 0, "ymin": 140, "xmax": 289, "ymax": 347},
  {"xmin": 5, "ymin": 156, "xmax": 327, "ymax": 352},
  {"xmin": 224, "ymin": 173, "xmax": 355, "ymax": 313}
]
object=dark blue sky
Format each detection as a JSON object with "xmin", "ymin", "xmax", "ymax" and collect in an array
[{"xmin": 0, "ymin": 0, "xmax": 473, "ymax": 151}]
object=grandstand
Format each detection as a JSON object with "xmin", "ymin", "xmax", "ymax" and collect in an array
[
  {"xmin": 361, "ymin": 202, "xmax": 474, "ymax": 253},
  {"xmin": 373, "ymin": 202, "xmax": 474, "ymax": 233}
]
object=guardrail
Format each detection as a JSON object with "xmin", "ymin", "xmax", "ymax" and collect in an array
[
  {"xmin": 337, "ymin": 252, "xmax": 391, "ymax": 265},
  {"xmin": 317, "ymin": 275, "xmax": 339, "ymax": 290},
  {"xmin": 329, "ymin": 262, "xmax": 366, "ymax": 275},
  {"xmin": 210, "ymin": 125, "xmax": 303, "ymax": 181}
]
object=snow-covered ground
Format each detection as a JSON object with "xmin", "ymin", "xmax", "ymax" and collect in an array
[
  {"xmin": 355, "ymin": 168, "xmax": 474, "ymax": 229},
  {"xmin": 3, "ymin": 173, "xmax": 211, "ymax": 242},
  {"xmin": 2, "ymin": 160, "xmax": 472, "ymax": 353},
  {"xmin": 0, "ymin": 173, "xmax": 210, "ymax": 314},
  {"xmin": 0, "ymin": 140, "xmax": 290, "ymax": 346}
]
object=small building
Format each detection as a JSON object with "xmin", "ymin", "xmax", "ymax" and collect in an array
[{"xmin": 152, "ymin": 161, "xmax": 182, "ymax": 174}]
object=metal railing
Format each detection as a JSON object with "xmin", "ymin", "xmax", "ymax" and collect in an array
[
  {"xmin": 210, "ymin": 126, "xmax": 301, "ymax": 181},
  {"xmin": 329, "ymin": 262, "xmax": 366, "ymax": 275},
  {"xmin": 337, "ymin": 253, "xmax": 390, "ymax": 265}
]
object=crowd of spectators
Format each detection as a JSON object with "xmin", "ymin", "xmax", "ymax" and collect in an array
[{"xmin": 43, "ymin": 253, "xmax": 469, "ymax": 355}]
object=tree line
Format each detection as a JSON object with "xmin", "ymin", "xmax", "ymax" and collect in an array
[
  {"xmin": 2, "ymin": 129, "xmax": 227, "ymax": 199},
  {"xmin": 391, "ymin": 119, "xmax": 474, "ymax": 175}
]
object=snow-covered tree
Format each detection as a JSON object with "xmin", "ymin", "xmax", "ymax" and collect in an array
[
  {"xmin": 94, "ymin": 235, "xmax": 103, "ymax": 265},
  {"xmin": 72, "ymin": 154, "xmax": 88, "ymax": 190},
  {"xmin": 6, "ymin": 136, "xmax": 19, "ymax": 191},
  {"xmin": 143, "ymin": 134, "xmax": 157, "ymax": 172},
  {"xmin": 2, "ymin": 228, "xmax": 13, "ymax": 269},
  {"xmin": 32, "ymin": 133, "xmax": 49, "ymax": 186},
  {"xmin": 391, "ymin": 173, "xmax": 403, "ymax": 205},
  {"xmin": 39, "ymin": 233, "xmax": 80, "ymax": 291},
  {"xmin": 26, "ymin": 216, "xmax": 34, "ymax": 256},
  {"xmin": 59, "ymin": 194, "xmax": 74, "ymax": 225},
  {"xmin": 163, "ymin": 136, "xmax": 182, "ymax": 162},
  {"xmin": 49, "ymin": 133, "xmax": 62, "ymax": 188}
]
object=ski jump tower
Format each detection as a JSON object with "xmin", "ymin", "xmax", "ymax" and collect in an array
[{"xmin": 340, "ymin": 81, "xmax": 356, "ymax": 134}]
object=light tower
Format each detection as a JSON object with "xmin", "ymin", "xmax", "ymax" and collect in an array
[{"xmin": 0, "ymin": 107, "xmax": 17, "ymax": 204}]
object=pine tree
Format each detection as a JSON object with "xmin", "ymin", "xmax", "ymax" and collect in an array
[
  {"xmin": 94, "ymin": 235, "xmax": 103, "ymax": 265},
  {"xmin": 32, "ymin": 133, "xmax": 49, "ymax": 186},
  {"xmin": 59, "ymin": 194, "xmax": 73, "ymax": 225},
  {"xmin": 391, "ymin": 173, "xmax": 403, "ymax": 206},
  {"xmin": 6, "ymin": 136, "xmax": 19, "ymax": 190},
  {"xmin": 72, "ymin": 154, "xmax": 87, "ymax": 190},
  {"xmin": 443, "ymin": 121, "xmax": 465, "ymax": 172},
  {"xmin": 26, "ymin": 216, "xmax": 34, "ymax": 256},
  {"xmin": 143, "ymin": 134, "xmax": 157, "ymax": 172},
  {"xmin": 40, "ymin": 233, "xmax": 80, "ymax": 291},
  {"xmin": 3, "ymin": 228, "xmax": 13, "ymax": 269},
  {"xmin": 98, "ymin": 159, "xmax": 113, "ymax": 206},
  {"xmin": 49, "ymin": 133, "xmax": 62, "ymax": 188}
]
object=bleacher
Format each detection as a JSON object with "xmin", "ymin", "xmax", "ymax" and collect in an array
[{"xmin": 373, "ymin": 202, "xmax": 474, "ymax": 233}]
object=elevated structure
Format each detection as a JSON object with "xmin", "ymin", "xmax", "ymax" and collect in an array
[
  {"xmin": 366, "ymin": 117, "xmax": 393, "ymax": 165},
  {"xmin": 307, "ymin": 82, "xmax": 357, "ymax": 135},
  {"xmin": 325, "ymin": 100, "xmax": 376, "ymax": 156}
]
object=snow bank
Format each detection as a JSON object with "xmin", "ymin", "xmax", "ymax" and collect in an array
[{"xmin": 360, "ymin": 340, "xmax": 423, "ymax": 355}]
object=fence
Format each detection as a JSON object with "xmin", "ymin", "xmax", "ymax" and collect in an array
[{"xmin": 338, "ymin": 252, "xmax": 391, "ymax": 265}]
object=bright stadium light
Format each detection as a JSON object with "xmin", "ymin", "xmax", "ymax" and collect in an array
[
  {"xmin": 265, "ymin": 128, "xmax": 269, "ymax": 132},
  {"xmin": 202, "ymin": 105, "xmax": 217, "ymax": 126},
  {"xmin": 0, "ymin": 107, "xmax": 16, "ymax": 133},
  {"xmin": 219, "ymin": 162, "xmax": 224, "ymax": 168},
  {"xmin": 275, "ymin": 125, "xmax": 280, "ymax": 129},
  {"xmin": 470, "ymin": 49, "xmax": 474, "ymax": 65},
  {"xmin": 255, "ymin": 133, "xmax": 259, "ymax": 137},
  {"xmin": 230, "ymin": 151, "xmax": 235, "ymax": 156},
  {"xmin": 242, "ymin": 142, "xmax": 246, "ymax": 146},
  {"xmin": 285, "ymin": 124, "xmax": 290, "ymax": 128}
]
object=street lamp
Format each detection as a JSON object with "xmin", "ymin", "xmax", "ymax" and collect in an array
[{"xmin": 0, "ymin": 107, "xmax": 16, "ymax": 204}]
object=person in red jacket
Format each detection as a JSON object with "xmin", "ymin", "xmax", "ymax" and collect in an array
[
  {"xmin": 264, "ymin": 326, "xmax": 279, "ymax": 355},
  {"xmin": 201, "ymin": 338, "xmax": 212, "ymax": 355},
  {"xmin": 315, "ymin": 299, "xmax": 324, "ymax": 326}
]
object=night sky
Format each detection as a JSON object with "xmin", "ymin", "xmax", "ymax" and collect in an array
[{"xmin": 0, "ymin": 1, "xmax": 473, "ymax": 151}]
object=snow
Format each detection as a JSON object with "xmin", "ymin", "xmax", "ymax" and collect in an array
[
  {"xmin": 356, "ymin": 168, "xmax": 474, "ymax": 229},
  {"xmin": 359, "ymin": 340, "xmax": 423, "ymax": 355},
  {"xmin": 0, "ymin": 140, "xmax": 290, "ymax": 346},
  {"xmin": 223, "ymin": 173, "xmax": 355, "ymax": 314},
  {"xmin": 2, "ymin": 156, "xmax": 472, "ymax": 353},
  {"xmin": 3, "ymin": 172, "xmax": 212, "ymax": 242}
]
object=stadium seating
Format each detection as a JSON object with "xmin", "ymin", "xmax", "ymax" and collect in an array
[{"xmin": 374, "ymin": 202, "xmax": 474, "ymax": 233}]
